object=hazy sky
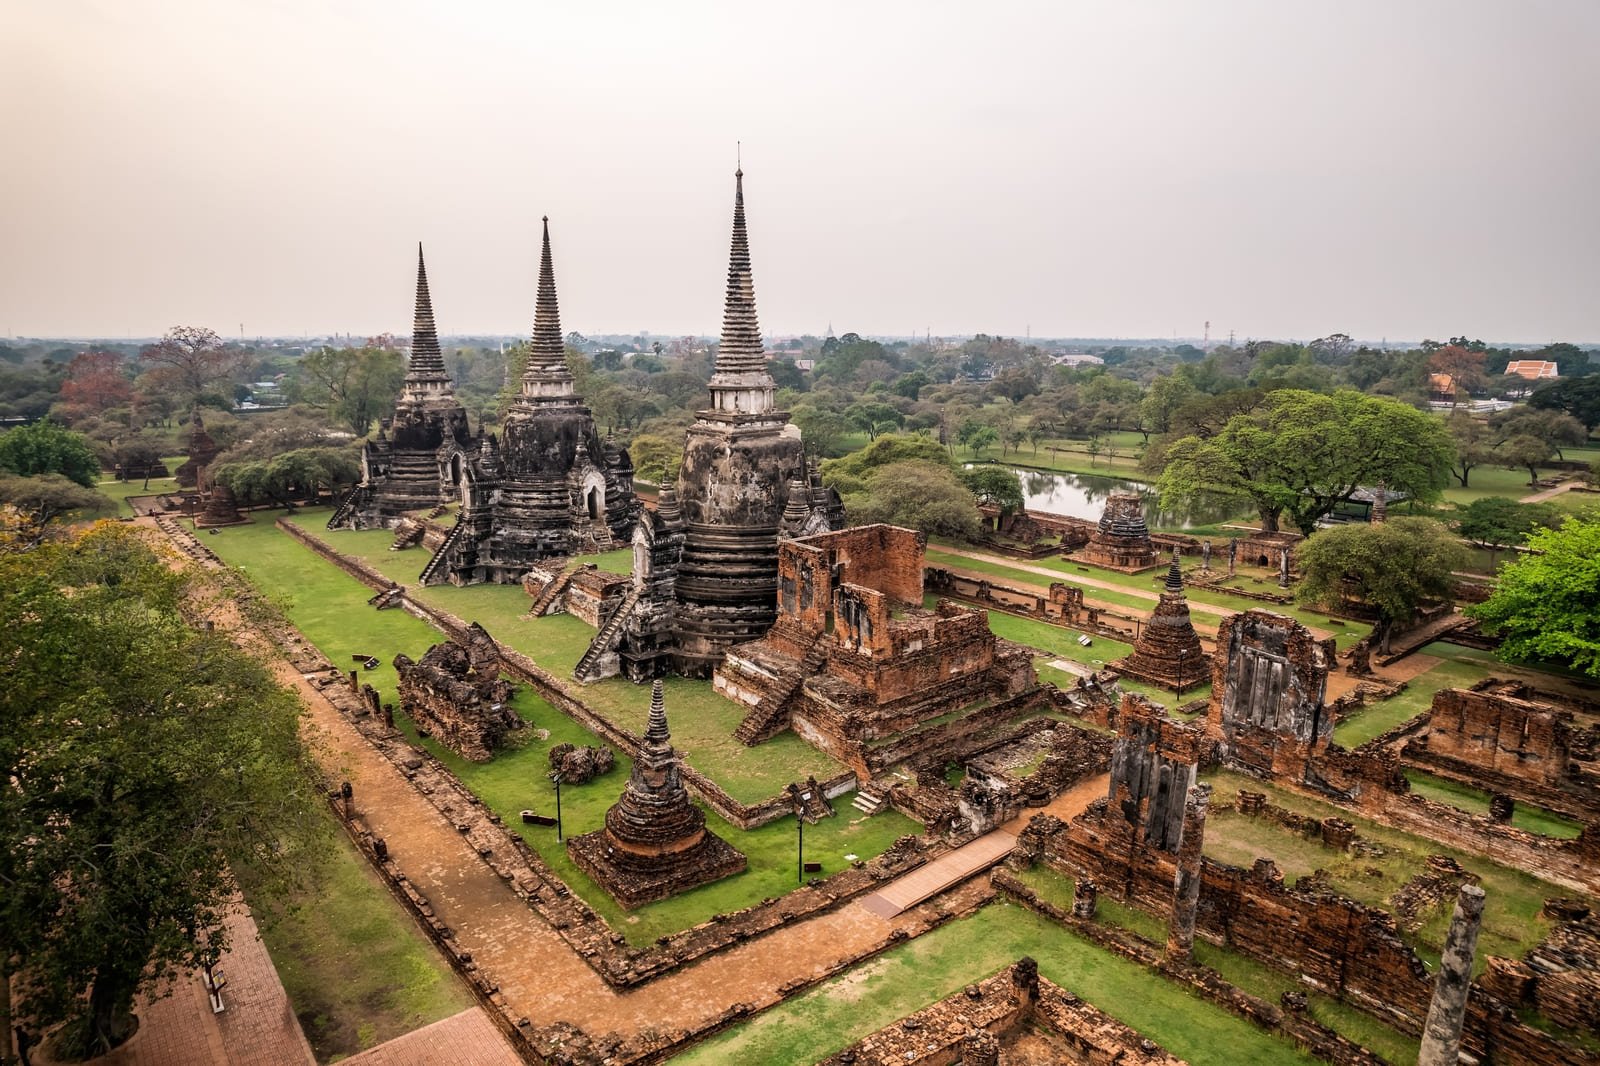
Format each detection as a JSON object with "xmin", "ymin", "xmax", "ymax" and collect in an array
[{"xmin": 3, "ymin": 1, "xmax": 1597, "ymax": 343}]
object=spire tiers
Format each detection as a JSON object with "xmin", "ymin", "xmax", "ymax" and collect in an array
[
  {"xmin": 1165, "ymin": 550, "xmax": 1184, "ymax": 593},
  {"xmin": 644, "ymin": 680, "xmax": 671, "ymax": 751},
  {"xmin": 521, "ymin": 217, "xmax": 575, "ymax": 399},
  {"xmin": 406, "ymin": 243, "xmax": 452, "ymax": 384},
  {"xmin": 705, "ymin": 169, "xmax": 777, "ymax": 417}
]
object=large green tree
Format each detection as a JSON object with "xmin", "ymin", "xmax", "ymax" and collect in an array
[
  {"xmin": 835, "ymin": 460, "xmax": 981, "ymax": 540},
  {"xmin": 1454, "ymin": 496, "xmax": 1559, "ymax": 551},
  {"xmin": 1528, "ymin": 375, "xmax": 1600, "ymax": 431},
  {"xmin": 0, "ymin": 524, "xmax": 324, "ymax": 1058},
  {"xmin": 1156, "ymin": 389, "xmax": 1453, "ymax": 534},
  {"xmin": 293, "ymin": 345, "xmax": 405, "ymax": 437},
  {"xmin": 1468, "ymin": 513, "xmax": 1600, "ymax": 678},
  {"xmin": 0, "ymin": 420, "xmax": 102, "ymax": 488},
  {"xmin": 959, "ymin": 465, "xmax": 1025, "ymax": 517},
  {"xmin": 1295, "ymin": 517, "xmax": 1466, "ymax": 652}
]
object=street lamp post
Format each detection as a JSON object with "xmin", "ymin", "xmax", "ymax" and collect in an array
[
  {"xmin": 797, "ymin": 813, "xmax": 805, "ymax": 884},
  {"xmin": 550, "ymin": 771, "xmax": 564, "ymax": 842}
]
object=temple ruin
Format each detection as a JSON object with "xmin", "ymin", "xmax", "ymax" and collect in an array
[
  {"xmin": 712, "ymin": 524, "xmax": 1038, "ymax": 778},
  {"xmin": 330, "ymin": 245, "xmax": 473, "ymax": 530},
  {"xmin": 173, "ymin": 407, "xmax": 220, "ymax": 489},
  {"xmin": 392, "ymin": 622, "xmax": 523, "ymax": 762},
  {"xmin": 1205, "ymin": 608, "xmax": 1336, "ymax": 777},
  {"xmin": 670, "ymin": 168, "xmax": 842, "ymax": 676},
  {"xmin": 567, "ymin": 680, "xmax": 746, "ymax": 908},
  {"xmin": 1110, "ymin": 551, "xmax": 1208, "ymax": 693},
  {"xmin": 1076, "ymin": 490, "xmax": 1158, "ymax": 571},
  {"xmin": 420, "ymin": 220, "xmax": 638, "ymax": 585}
]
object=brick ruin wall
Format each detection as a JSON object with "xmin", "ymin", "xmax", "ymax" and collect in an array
[{"xmin": 1410, "ymin": 685, "xmax": 1573, "ymax": 786}]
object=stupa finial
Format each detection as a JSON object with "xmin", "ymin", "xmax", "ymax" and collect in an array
[
  {"xmin": 1165, "ymin": 549, "xmax": 1184, "ymax": 593},
  {"xmin": 407, "ymin": 243, "xmax": 450, "ymax": 382},
  {"xmin": 522, "ymin": 216, "xmax": 571, "ymax": 387}
]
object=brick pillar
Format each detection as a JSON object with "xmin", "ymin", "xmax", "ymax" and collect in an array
[
  {"xmin": 1418, "ymin": 884, "xmax": 1486, "ymax": 1066},
  {"xmin": 1071, "ymin": 877, "xmax": 1098, "ymax": 919},
  {"xmin": 959, "ymin": 1028, "xmax": 1000, "ymax": 1066},
  {"xmin": 1166, "ymin": 783, "xmax": 1212, "ymax": 961},
  {"xmin": 1011, "ymin": 956, "xmax": 1039, "ymax": 1015}
]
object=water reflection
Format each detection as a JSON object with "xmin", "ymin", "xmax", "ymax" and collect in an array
[{"xmin": 1005, "ymin": 468, "xmax": 1241, "ymax": 530}]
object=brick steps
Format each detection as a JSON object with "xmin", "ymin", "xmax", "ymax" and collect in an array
[
  {"xmin": 573, "ymin": 585, "xmax": 643, "ymax": 682},
  {"xmin": 417, "ymin": 517, "xmax": 463, "ymax": 586},
  {"xmin": 523, "ymin": 560, "xmax": 574, "ymax": 617}
]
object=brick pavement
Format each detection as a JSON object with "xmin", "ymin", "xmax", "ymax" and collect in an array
[{"xmin": 339, "ymin": 1008, "xmax": 521, "ymax": 1066}]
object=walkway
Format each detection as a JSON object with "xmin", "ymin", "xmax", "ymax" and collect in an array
[
  {"xmin": 1519, "ymin": 477, "xmax": 1584, "ymax": 503},
  {"xmin": 859, "ymin": 832, "xmax": 1015, "ymax": 918},
  {"xmin": 339, "ymin": 1009, "xmax": 520, "ymax": 1066}
]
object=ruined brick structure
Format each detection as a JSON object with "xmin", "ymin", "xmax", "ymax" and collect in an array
[
  {"xmin": 173, "ymin": 407, "xmax": 220, "ymax": 489},
  {"xmin": 712, "ymin": 525, "xmax": 1037, "ymax": 777},
  {"xmin": 567, "ymin": 681, "xmax": 746, "ymax": 908},
  {"xmin": 670, "ymin": 169, "xmax": 842, "ymax": 677},
  {"xmin": 1077, "ymin": 490, "xmax": 1157, "ymax": 571},
  {"xmin": 331, "ymin": 245, "xmax": 474, "ymax": 531},
  {"xmin": 1415, "ymin": 685, "xmax": 1573, "ymax": 788},
  {"xmin": 1205, "ymin": 609, "xmax": 1336, "ymax": 779},
  {"xmin": 420, "ymin": 220, "xmax": 638, "ymax": 585},
  {"xmin": 1110, "ymin": 552, "xmax": 1208, "ymax": 692},
  {"xmin": 392, "ymin": 622, "xmax": 522, "ymax": 762},
  {"xmin": 192, "ymin": 481, "xmax": 246, "ymax": 528}
]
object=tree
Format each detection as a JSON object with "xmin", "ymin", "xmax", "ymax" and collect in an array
[
  {"xmin": 59, "ymin": 350, "xmax": 133, "ymax": 414},
  {"xmin": 0, "ymin": 420, "xmax": 102, "ymax": 488},
  {"xmin": 0, "ymin": 524, "xmax": 324, "ymax": 1057},
  {"xmin": 1295, "ymin": 518, "xmax": 1465, "ymax": 653},
  {"xmin": 138, "ymin": 326, "xmax": 249, "ymax": 405},
  {"xmin": 1454, "ymin": 496, "xmax": 1558, "ymax": 552},
  {"xmin": 0, "ymin": 475, "xmax": 114, "ymax": 545},
  {"xmin": 625, "ymin": 432, "xmax": 683, "ymax": 486},
  {"xmin": 1528, "ymin": 376, "xmax": 1600, "ymax": 432},
  {"xmin": 1156, "ymin": 389, "xmax": 1454, "ymax": 534},
  {"xmin": 1468, "ymin": 513, "xmax": 1600, "ymax": 678},
  {"xmin": 213, "ymin": 447, "xmax": 359, "ymax": 509},
  {"xmin": 1428, "ymin": 344, "xmax": 1486, "ymax": 404},
  {"xmin": 1498, "ymin": 434, "xmax": 1554, "ymax": 485},
  {"xmin": 294, "ymin": 346, "xmax": 405, "ymax": 437},
  {"xmin": 1489, "ymin": 407, "xmax": 1588, "ymax": 461},
  {"xmin": 836, "ymin": 460, "xmax": 981, "ymax": 540},
  {"xmin": 845, "ymin": 400, "xmax": 904, "ymax": 442},
  {"xmin": 1139, "ymin": 373, "xmax": 1197, "ymax": 439},
  {"xmin": 1445, "ymin": 412, "xmax": 1498, "ymax": 488},
  {"xmin": 960, "ymin": 465, "xmax": 1024, "ymax": 517}
]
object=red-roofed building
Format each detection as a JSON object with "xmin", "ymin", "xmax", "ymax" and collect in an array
[{"xmin": 1504, "ymin": 359, "xmax": 1559, "ymax": 381}]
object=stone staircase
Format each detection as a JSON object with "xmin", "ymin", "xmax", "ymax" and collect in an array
[
  {"xmin": 733, "ymin": 643, "xmax": 829, "ymax": 746},
  {"xmin": 851, "ymin": 784, "xmax": 887, "ymax": 817},
  {"xmin": 367, "ymin": 585, "xmax": 405, "ymax": 610},
  {"xmin": 425, "ymin": 502, "xmax": 448, "ymax": 519},
  {"xmin": 326, "ymin": 486, "xmax": 360, "ymax": 529},
  {"xmin": 587, "ymin": 518, "xmax": 616, "ymax": 553},
  {"xmin": 389, "ymin": 518, "xmax": 425, "ymax": 551},
  {"xmin": 416, "ymin": 517, "xmax": 463, "ymax": 586},
  {"xmin": 523, "ymin": 560, "xmax": 575, "ymax": 617},
  {"xmin": 572, "ymin": 585, "xmax": 643, "ymax": 683}
]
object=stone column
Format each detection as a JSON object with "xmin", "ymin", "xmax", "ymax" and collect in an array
[
  {"xmin": 1418, "ymin": 883, "xmax": 1487, "ymax": 1066},
  {"xmin": 1071, "ymin": 877, "xmax": 1098, "ymax": 919},
  {"xmin": 1167, "ymin": 783, "xmax": 1212, "ymax": 961},
  {"xmin": 959, "ymin": 1028, "xmax": 1000, "ymax": 1066}
]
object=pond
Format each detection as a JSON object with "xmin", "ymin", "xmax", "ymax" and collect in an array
[{"xmin": 1001, "ymin": 468, "xmax": 1243, "ymax": 530}]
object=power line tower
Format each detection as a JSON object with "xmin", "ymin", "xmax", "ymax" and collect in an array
[{"xmin": 1203, "ymin": 320, "xmax": 1210, "ymax": 350}]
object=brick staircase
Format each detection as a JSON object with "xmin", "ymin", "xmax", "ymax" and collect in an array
[
  {"xmin": 733, "ymin": 643, "xmax": 829, "ymax": 746},
  {"xmin": 325, "ymin": 486, "xmax": 360, "ymax": 529},
  {"xmin": 367, "ymin": 585, "xmax": 405, "ymax": 610},
  {"xmin": 851, "ymin": 784, "xmax": 887, "ymax": 816},
  {"xmin": 587, "ymin": 518, "xmax": 615, "ymax": 552},
  {"xmin": 416, "ymin": 517, "xmax": 462, "ymax": 586},
  {"xmin": 523, "ymin": 560, "xmax": 575, "ymax": 617},
  {"xmin": 572, "ymin": 586, "xmax": 642, "ymax": 683},
  {"xmin": 389, "ymin": 518, "xmax": 425, "ymax": 551}
]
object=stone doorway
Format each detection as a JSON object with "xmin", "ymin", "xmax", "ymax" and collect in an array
[{"xmin": 586, "ymin": 485, "xmax": 603, "ymax": 520}]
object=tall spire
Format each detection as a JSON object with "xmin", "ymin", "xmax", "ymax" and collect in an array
[
  {"xmin": 1165, "ymin": 549, "xmax": 1184, "ymax": 593},
  {"xmin": 639, "ymin": 679, "xmax": 676, "ymax": 770},
  {"xmin": 521, "ymin": 217, "xmax": 574, "ymax": 397},
  {"xmin": 407, "ymin": 243, "xmax": 450, "ymax": 382},
  {"xmin": 713, "ymin": 169, "xmax": 770, "ymax": 377}
]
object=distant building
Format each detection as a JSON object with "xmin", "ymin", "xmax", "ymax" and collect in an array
[
  {"xmin": 1050, "ymin": 352, "xmax": 1104, "ymax": 368},
  {"xmin": 1504, "ymin": 359, "xmax": 1559, "ymax": 381},
  {"xmin": 793, "ymin": 358, "xmax": 815, "ymax": 372}
]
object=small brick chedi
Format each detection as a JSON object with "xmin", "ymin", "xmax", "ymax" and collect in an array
[
  {"xmin": 421, "ymin": 220, "xmax": 638, "ymax": 585},
  {"xmin": 567, "ymin": 681, "xmax": 746, "ymax": 908},
  {"xmin": 173, "ymin": 407, "xmax": 221, "ymax": 490},
  {"xmin": 671, "ymin": 168, "xmax": 842, "ymax": 676},
  {"xmin": 1111, "ymin": 551, "xmax": 1208, "ymax": 693},
  {"xmin": 1078, "ymin": 490, "xmax": 1157, "ymax": 571},
  {"xmin": 713, "ymin": 524, "xmax": 1037, "ymax": 777},
  {"xmin": 331, "ymin": 245, "xmax": 473, "ymax": 530},
  {"xmin": 392, "ymin": 622, "xmax": 522, "ymax": 762}
]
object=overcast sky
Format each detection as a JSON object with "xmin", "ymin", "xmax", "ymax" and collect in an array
[{"xmin": 3, "ymin": 1, "xmax": 1596, "ymax": 344}]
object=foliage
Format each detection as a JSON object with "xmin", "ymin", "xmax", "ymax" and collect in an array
[
  {"xmin": 291, "ymin": 345, "xmax": 405, "ymax": 437},
  {"xmin": 838, "ymin": 460, "xmax": 980, "ymax": 540},
  {"xmin": 1497, "ymin": 433, "xmax": 1554, "ymax": 484},
  {"xmin": 0, "ymin": 525, "xmax": 325, "ymax": 1056},
  {"xmin": 0, "ymin": 419, "xmax": 103, "ymax": 487},
  {"xmin": 821, "ymin": 432, "xmax": 953, "ymax": 496},
  {"xmin": 959, "ymin": 465, "xmax": 1024, "ymax": 517},
  {"xmin": 1445, "ymin": 412, "xmax": 1498, "ymax": 488},
  {"xmin": 1468, "ymin": 513, "xmax": 1600, "ymax": 678},
  {"xmin": 138, "ymin": 326, "xmax": 250, "ymax": 405},
  {"xmin": 789, "ymin": 403, "xmax": 852, "ymax": 458},
  {"xmin": 58, "ymin": 350, "xmax": 133, "ymax": 414},
  {"xmin": 1428, "ymin": 344, "xmax": 1486, "ymax": 400},
  {"xmin": 1454, "ymin": 496, "xmax": 1560, "ymax": 549},
  {"xmin": 213, "ymin": 446, "xmax": 360, "ymax": 507},
  {"xmin": 0, "ymin": 474, "xmax": 115, "ymax": 541},
  {"xmin": 1528, "ymin": 375, "xmax": 1600, "ymax": 431},
  {"xmin": 1295, "ymin": 518, "xmax": 1466, "ymax": 649},
  {"xmin": 1490, "ymin": 406, "xmax": 1589, "ymax": 460},
  {"xmin": 1156, "ymin": 389, "xmax": 1453, "ymax": 534},
  {"xmin": 626, "ymin": 432, "xmax": 683, "ymax": 486}
]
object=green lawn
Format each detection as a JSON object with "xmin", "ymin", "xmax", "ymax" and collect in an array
[
  {"xmin": 671, "ymin": 902, "xmax": 1321, "ymax": 1066},
  {"xmin": 241, "ymin": 807, "xmax": 471, "ymax": 1063},
  {"xmin": 1330, "ymin": 657, "xmax": 1488, "ymax": 748},
  {"xmin": 1199, "ymin": 769, "xmax": 1579, "ymax": 971},
  {"xmin": 1011, "ymin": 866, "xmax": 1419, "ymax": 1063},
  {"xmin": 1403, "ymin": 770, "xmax": 1584, "ymax": 839},
  {"xmin": 200, "ymin": 513, "xmax": 913, "ymax": 944}
]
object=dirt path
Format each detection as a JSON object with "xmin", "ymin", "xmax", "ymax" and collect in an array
[{"xmin": 1519, "ymin": 478, "xmax": 1583, "ymax": 503}]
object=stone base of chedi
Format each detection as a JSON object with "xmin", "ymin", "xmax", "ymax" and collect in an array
[
  {"xmin": 392, "ymin": 622, "xmax": 522, "ymax": 762},
  {"xmin": 567, "ymin": 681, "xmax": 745, "ymax": 908},
  {"xmin": 1075, "ymin": 489, "xmax": 1158, "ymax": 571},
  {"xmin": 1110, "ymin": 552, "xmax": 1208, "ymax": 692}
]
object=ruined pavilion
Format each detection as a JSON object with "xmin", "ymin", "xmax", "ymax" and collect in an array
[
  {"xmin": 421, "ymin": 219, "xmax": 638, "ymax": 585},
  {"xmin": 329, "ymin": 245, "xmax": 472, "ymax": 530},
  {"xmin": 671, "ymin": 167, "xmax": 842, "ymax": 676}
]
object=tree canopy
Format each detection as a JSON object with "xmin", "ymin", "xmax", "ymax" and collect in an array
[
  {"xmin": 1155, "ymin": 389, "xmax": 1454, "ymax": 534},
  {"xmin": 0, "ymin": 420, "xmax": 103, "ymax": 488},
  {"xmin": 291, "ymin": 345, "xmax": 405, "ymax": 437},
  {"xmin": 138, "ymin": 326, "xmax": 250, "ymax": 405},
  {"xmin": 833, "ymin": 460, "xmax": 981, "ymax": 540},
  {"xmin": 1467, "ymin": 512, "xmax": 1600, "ymax": 679},
  {"xmin": 1453, "ymin": 496, "xmax": 1559, "ymax": 550},
  {"xmin": 0, "ymin": 524, "xmax": 325, "ymax": 1057},
  {"xmin": 1528, "ymin": 376, "xmax": 1600, "ymax": 431},
  {"xmin": 1295, "ymin": 517, "xmax": 1466, "ymax": 651},
  {"xmin": 959, "ymin": 465, "xmax": 1025, "ymax": 517}
]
